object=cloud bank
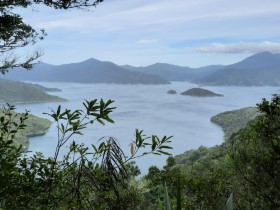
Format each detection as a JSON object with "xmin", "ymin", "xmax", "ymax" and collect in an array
[
  {"xmin": 18, "ymin": 0, "xmax": 280, "ymax": 66},
  {"xmin": 195, "ymin": 41, "xmax": 280, "ymax": 54}
]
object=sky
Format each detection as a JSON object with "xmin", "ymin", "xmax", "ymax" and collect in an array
[{"xmin": 17, "ymin": 0, "xmax": 280, "ymax": 67}]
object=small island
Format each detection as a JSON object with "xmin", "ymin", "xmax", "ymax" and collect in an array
[
  {"xmin": 167, "ymin": 90, "xmax": 177, "ymax": 94},
  {"xmin": 181, "ymin": 88, "xmax": 223, "ymax": 97}
]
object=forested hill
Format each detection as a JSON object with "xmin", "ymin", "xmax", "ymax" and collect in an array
[
  {"xmin": 174, "ymin": 107, "xmax": 260, "ymax": 169},
  {"xmin": 211, "ymin": 107, "xmax": 260, "ymax": 139},
  {"xmin": 1, "ymin": 111, "xmax": 52, "ymax": 150},
  {"xmin": 151, "ymin": 97, "xmax": 280, "ymax": 209},
  {"xmin": 0, "ymin": 79, "xmax": 67, "ymax": 104},
  {"xmin": 2, "ymin": 59, "xmax": 170, "ymax": 85},
  {"xmin": 195, "ymin": 52, "xmax": 280, "ymax": 86}
]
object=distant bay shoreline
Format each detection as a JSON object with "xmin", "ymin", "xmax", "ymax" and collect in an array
[{"xmin": 13, "ymin": 81, "xmax": 279, "ymax": 174}]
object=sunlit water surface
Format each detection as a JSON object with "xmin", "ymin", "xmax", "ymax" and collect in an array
[{"xmin": 15, "ymin": 82, "xmax": 280, "ymax": 174}]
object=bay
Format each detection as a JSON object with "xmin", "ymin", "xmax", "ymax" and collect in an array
[{"xmin": 15, "ymin": 82, "xmax": 280, "ymax": 174}]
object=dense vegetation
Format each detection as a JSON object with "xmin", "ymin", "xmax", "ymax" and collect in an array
[
  {"xmin": 141, "ymin": 95, "xmax": 280, "ymax": 209},
  {"xmin": 181, "ymin": 88, "xmax": 223, "ymax": 97},
  {"xmin": 0, "ymin": 107, "xmax": 51, "ymax": 150},
  {"xmin": 211, "ymin": 107, "xmax": 260, "ymax": 139},
  {"xmin": 0, "ymin": 99, "xmax": 173, "ymax": 209},
  {"xmin": 0, "ymin": 79, "xmax": 67, "ymax": 103},
  {"xmin": 1, "ymin": 95, "xmax": 280, "ymax": 209}
]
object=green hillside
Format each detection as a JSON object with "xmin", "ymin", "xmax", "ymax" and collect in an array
[
  {"xmin": 27, "ymin": 83, "xmax": 62, "ymax": 92},
  {"xmin": 211, "ymin": 107, "xmax": 260, "ymax": 139},
  {"xmin": 14, "ymin": 114, "xmax": 51, "ymax": 150},
  {"xmin": 175, "ymin": 107, "xmax": 261, "ymax": 172},
  {"xmin": 0, "ymin": 109, "xmax": 51, "ymax": 150},
  {"xmin": 0, "ymin": 79, "xmax": 67, "ymax": 103}
]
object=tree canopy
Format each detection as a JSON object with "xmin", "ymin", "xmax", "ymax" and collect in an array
[{"xmin": 0, "ymin": 0, "xmax": 104, "ymax": 73}]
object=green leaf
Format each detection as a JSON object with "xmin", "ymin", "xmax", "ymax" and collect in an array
[
  {"xmin": 152, "ymin": 135, "xmax": 157, "ymax": 150},
  {"xmin": 6, "ymin": 140, "xmax": 13, "ymax": 145},
  {"xmin": 105, "ymin": 117, "xmax": 114, "ymax": 123},
  {"xmin": 75, "ymin": 131, "xmax": 83, "ymax": 135},
  {"xmin": 56, "ymin": 105, "xmax": 61, "ymax": 117},
  {"xmin": 157, "ymin": 150, "xmax": 171, "ymax": 155},
  {"xmin": 92, "ymin": 144, "xmax": 98, "ymax": 153},
  {"xmin": 97, "ymin": 118, "xmax": 105, "ymax": 125},
  {"xmin": 159, "ymin": 145, "xmax": 173, "ymax": 150}
]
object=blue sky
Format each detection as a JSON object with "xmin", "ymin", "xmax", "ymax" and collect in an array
[{"xmin": 17, "ymin": 0, "xmax": 280, "ymax": 67}]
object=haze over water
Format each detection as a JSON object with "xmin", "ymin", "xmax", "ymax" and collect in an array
[{"xmin": 15, "ymin": 82, "xmax": 280, "ymax": 174}]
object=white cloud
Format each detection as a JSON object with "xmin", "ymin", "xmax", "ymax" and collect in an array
[
  {"xmin": 17, "ymin": 0, "xmax": 280, "ymax": 66},
  {"xmin": 195, "ymin": 41, "xmax": 280, "ymax": 54}
]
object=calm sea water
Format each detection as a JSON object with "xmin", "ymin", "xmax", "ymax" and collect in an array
[{"xmin": 15, "ymin": 82, "xmax": 280, "ymax": 174}]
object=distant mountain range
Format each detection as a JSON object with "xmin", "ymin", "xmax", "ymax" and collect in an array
[
  {"xmin": 124, "ymin": 52, "xmax": 280, "ymax": 86},
  {"xmin": 195, "ymin": 52, "xmax": 280, "ymax": 86},
  {"xmin": 2, "ymin": 52, "xmax": 280, "ymax": 86},
  {"xmin": 2, "ymin": 58, "xmax": 170, "ymax": 85},
  {"xmin": 122, "ymin": 63, "xmax": 223, "ymax": 82}
]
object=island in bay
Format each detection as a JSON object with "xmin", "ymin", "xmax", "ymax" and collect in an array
[
  {"xmin": 180, "ymin": 88, "xmax": 223, "ymax": 97},
  {"xmin": 167, "ymin": 90, "xmax": 177, "ymax": 94}
]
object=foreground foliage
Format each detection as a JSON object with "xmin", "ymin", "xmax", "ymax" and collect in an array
[
  {"xmin": 143, "ymin": 94, "xmax": 280, "ymax": 209},
  {"xmin": 230, "ymin": 95, "xmax": 280, "ymax": 209},
  {"xmin": 0, "ymin": 99, "xmax": 172, "ymax": 209},
  {"xmin": 0, "ymin": 106, "xmax": 51, "ymax": 150},
  {"xmin": 1, "ymin": 94, "xmax": 280, "ymax": 209}
]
